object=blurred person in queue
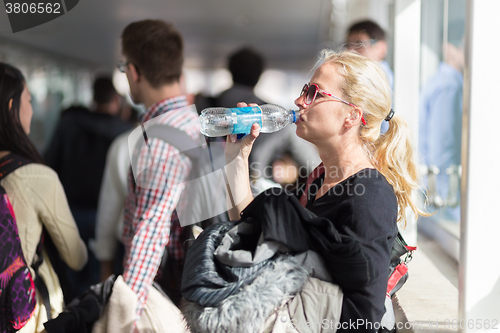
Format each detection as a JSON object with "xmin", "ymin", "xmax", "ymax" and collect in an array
[
  {"xmin": 44, "ymin": 76, "xmax": 132, "ymax": 301},
  {"xmin": 346, "ymin": 19, "xmax": 394, "ymax": 134},
  {"xmin": 345, "ymin": 19, "xmax": 393, "ymax": 90},
  {"xmin": 118, "ymin": 19, "xmax": 198, "ymax": 329},
  {"xmin": 0, "ymin": 63, "xmax": 87, "ymax": 332}
]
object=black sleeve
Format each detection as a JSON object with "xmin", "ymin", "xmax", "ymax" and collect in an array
[{"xmin": 324, "ymin": 177, "xmax": 398, "ymax": 290}]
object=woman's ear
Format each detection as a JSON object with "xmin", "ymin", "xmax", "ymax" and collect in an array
[
  {"xmin": 344, "ymin": 107, "xmax": 363, "ymax": 128},
  {"xmin": 8, "ymin": 99, "xmax": 12, "ymax": 111}
]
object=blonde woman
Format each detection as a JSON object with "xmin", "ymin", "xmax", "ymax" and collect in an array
[{"xmin": 223, "ymin": 50, "xmax": 425, "ymax": 332}]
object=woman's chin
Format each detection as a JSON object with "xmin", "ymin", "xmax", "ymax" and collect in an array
[{"xmin": 295, "ymin": 125, "xmax": 306, "ymax": 140}]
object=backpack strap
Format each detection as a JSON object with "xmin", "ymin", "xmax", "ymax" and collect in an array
[
  {"xmin": 31, "ymin": 233, "xmax": 52, "ymax": 319},
  {"xmin": 0, "ymin": 154, "xmax": 52, "ymax": 319},
  {"xmin": 0, "ymin": 153, "xmax": 32, "ymax": 180},
  {"xmin": 139, "ymin": 123, "xmax": 202, "ymax": 161},
  {"xmin": 387, "ymin": 232, "xmax": 416, "ymax": 297}
]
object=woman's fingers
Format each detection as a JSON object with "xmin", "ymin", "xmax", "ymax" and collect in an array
[
  {"xmin": 245, "ymin": 123, "xmax": 261, "ymax": 144},
  {"xmin": 227, "ymin": 102, "xmax": 261, "ymax": 145}
]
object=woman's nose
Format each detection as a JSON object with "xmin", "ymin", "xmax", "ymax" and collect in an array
[{"xmin": 295, "ymin": 94, "xmax": 306, "ymax": 108}]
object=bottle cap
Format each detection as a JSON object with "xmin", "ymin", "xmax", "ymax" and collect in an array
[{"xmin": 293, "ymin": 110, "xmax": 301, "ymax": 123}]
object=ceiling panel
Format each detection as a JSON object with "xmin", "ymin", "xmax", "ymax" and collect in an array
[{"xmin": 0, "ymin": 0, "xmax": 334, "ymax": 70}]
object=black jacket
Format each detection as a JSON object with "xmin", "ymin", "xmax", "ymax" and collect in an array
[
  {"xmin": 183, "ymin": 170, "xmax": 398, "ymax": 333},
  {"xmin": 44, "ymin": 107, "xmax": 132, "ymax": 209}
]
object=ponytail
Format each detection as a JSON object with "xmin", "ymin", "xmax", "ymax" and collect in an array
[{"xmin": 372, "ymin": 115, "xmax": 426, "ymax": 226}]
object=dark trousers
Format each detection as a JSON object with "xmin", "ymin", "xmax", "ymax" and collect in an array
[{"xmin": 65, "ymin": 206, "xmax": 100, "ymax": 302}]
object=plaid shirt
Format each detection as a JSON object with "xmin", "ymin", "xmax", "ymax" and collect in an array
[{"xmin": 122, "ymin": 96, "xmax": 200, "ymax": 320}]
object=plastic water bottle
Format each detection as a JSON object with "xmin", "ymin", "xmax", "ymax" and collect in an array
[{"xmin": 199, "ymin": 104, "xmax": 300, "ymax": 137}]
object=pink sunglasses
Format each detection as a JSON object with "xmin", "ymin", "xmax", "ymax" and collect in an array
[{"xmin": 300, "ymin": 83, "xmax": 366, "ymax": 125}]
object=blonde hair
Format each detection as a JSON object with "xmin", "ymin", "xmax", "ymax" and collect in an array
[{"xmin": 320, "ymin": 50, "xmax": 426, "ymax": 226}]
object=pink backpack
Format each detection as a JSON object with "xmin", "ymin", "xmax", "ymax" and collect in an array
[{"xmin": 0, "ymin": 154, "xmax": 36, "ymax": 332}]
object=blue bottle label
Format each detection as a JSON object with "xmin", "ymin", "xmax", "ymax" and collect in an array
[{"xmin": 230, "ymin": 106, "xmax": 263, "ymax": 134}]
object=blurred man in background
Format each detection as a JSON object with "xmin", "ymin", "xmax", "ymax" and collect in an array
[
  {"xmin": 217, "ymin": 47, "xmax": 266, "ymax": 107},
  {"xmin": 119, "ymin": 19, "xmax": 199, "ymax": 324},
  {"xmin": 44, "ymin": 76, "xmax": 132, "ymax": 300},
  {"xmin": 91, "ymin": 107, "xmax": 139, "ymax": 282},
  {"xmin": 346, "ymin": 20, "xmax": 393, "ymax": 134},
  {"xmin": 346, "ymin": 19, "xmax": 393, "ymax": 90}
]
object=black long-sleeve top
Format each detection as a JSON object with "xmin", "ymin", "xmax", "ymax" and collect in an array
[{"xmin": 299, "ymin": 168, "xmax": 398, "ymax": 332}]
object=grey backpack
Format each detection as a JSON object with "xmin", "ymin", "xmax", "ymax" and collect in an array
[{"xmin": 129, "ymin": 118, "xmax": 229, "ymax": 227}]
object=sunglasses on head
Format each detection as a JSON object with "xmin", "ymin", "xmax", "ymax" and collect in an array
[{"xmin": 300, "ymin": 83, "xmax": 366, "ymax": 125}]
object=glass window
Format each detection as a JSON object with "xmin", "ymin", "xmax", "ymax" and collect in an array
[{"xmin": 419, "ymin": 0, "xmax": 465, "ymax": 225}]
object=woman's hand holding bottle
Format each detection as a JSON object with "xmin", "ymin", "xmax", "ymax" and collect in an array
[{"xmin": 225, "ymin": 102, "xmax": 261, "ymax": 163}]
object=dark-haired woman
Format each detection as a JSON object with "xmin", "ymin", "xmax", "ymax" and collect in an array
[{"xmin": 0, "ymin": 63, "xmax": 87, "ymax": 332}]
